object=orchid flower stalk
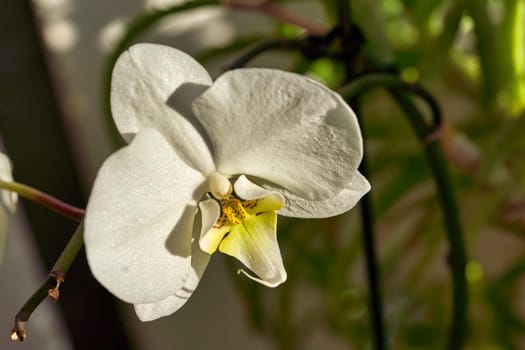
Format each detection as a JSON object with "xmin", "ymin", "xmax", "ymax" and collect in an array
[{"xmin": 84, "ymin": 43, "xmax": 370, "ymax": 321}]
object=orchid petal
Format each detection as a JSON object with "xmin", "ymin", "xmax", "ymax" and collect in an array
[
  {"xmin": 111, "ymin": 43, "xmax": 214, "ymax": 174},
  {"xmin": 85, "ymin": 128, "xmax": 206, "ymax": 304},
  {"xmin": 278, "ymin": 171, "xmax": 370, "ymax": 217},
  {"xmin": 243, "ymin": 193, "xmax": 286, "ymax": 214},
  {"xmin": 235, "ymin": 173, "xmax": 370, "ymax": 218},
  {"xmin": 218, "ymin": 211, "xmax": 286, "ymax": 287},
  {"xmin": 192, "ymin": 69, "xmax": 363, "ymax": 200},
  {"xmin": 134, "ymin": 294, "xmax": 187, "ymax": 322},
  {"xmin": 199, "ymin": 197, "xmax": 221, "ymax": 235},
  {"xmin": 199, "ymin": 198, "xmax": 228, "ymax": 254},
  {"xmin": 233, "ymin": 175, "xmax": 275, "ymax": 200},
  {"xmin": 134, "ymin": 234, "xmax": 211, "ymax": 321},
  {"xmin": 0, "ymin": 153, "xmax": 17, "ymax": 213}
]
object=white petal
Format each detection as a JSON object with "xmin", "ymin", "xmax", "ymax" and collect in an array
[
  {"xmin": 199, "ymin": 197, "xmax": 221, "ymax": 236},
  {"xmin": 235, "ymin": 173, "xmax": 370, "ymax": 218},
  {"xmin": 198, "ymin": 198, "xmax": 227, "ymax": 254},
  {"xmin": 0, "ymin": 152, "xmax": 17, "ymax": 213},
  {"xmin": 192, "ymin": 69, "xmax": 363, "ymax": 200},
  {"xmin": 134, "ymin": 294, "xmax": 186, "ymax": 322},
  {"xmin": 278, "ymin": 171, "xmax": 370, "ymax": 218},
  {"xmin": 111, "ymin": 43, "xmax": 214, "ymax": 174},
  {"xmin": 233, "ymin": 175, "xmax": 275, "ymax": 200},
  {"xmin": 134, "ymin": 234, "xmax": 211, "ymax": 321},
  {"xmin": 85, "ymin": 127, "xmax": 206, "ymax": 304},
  {"xmin": 218, "ymin": 211, "xmax": 286, "ymax": 287}
]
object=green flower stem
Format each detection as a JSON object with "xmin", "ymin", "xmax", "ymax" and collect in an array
[
  {"xmin": 0, "ymin": 180, "xmax": 84, "ymax": 221},
  {"xmin": 103, "ymin": 0, "xmax": 219, "ymax": 147},
  {"xmin": 338, "ymin": 74, "xmax": 441, "ymax": 128},
  {"xmin": 11, "ymin": 278, "xmax": 55, "ymax": 342},
  {"xmin": 391, "ymin": 91, "xmax": 467, "ymax": 349},
  {"xmin": 350, "ymin": 98, "xmax": 386, "ymax": 350},
  {"xmin": 12, "ymin": 222, "xmax": 84, "ymax": 342},
  {"xmin": 224, "ymin": 38, "xmax": 305, "ymax": 70},
  {"xmin": 337, "ymin": 0, "xmax": 352, "ymax": 39},
  {"xmin": 336, "ymin": 0, "xmax": 386, "ymax": 344},
  {"xmin": 463, "ymin": 0, "xmax": 500, "ymax": 103},
  {"xmin": 51, "ymin": 221, "xmax": 84, "ymax": 275},
  {"xmin": 341, "ymin": 74, "xmax": 468, "ymax": 348}
]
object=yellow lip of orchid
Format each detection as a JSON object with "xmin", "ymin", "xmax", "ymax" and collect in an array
[
  {"xmin": 199, "ymin": 191, "xmax": 285, "ymax": 255},
  {"xmin": 199, "ymin": 190, "xmax": 287, "ymax": 287}
]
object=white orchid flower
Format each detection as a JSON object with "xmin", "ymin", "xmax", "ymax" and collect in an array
[
  {"xmin": 84, "ymin": 43, "xmax": 370, "ymax": 321},
  {"xmin": 0, "ymin": 152, "xmax": 17, "ymax": 264}
]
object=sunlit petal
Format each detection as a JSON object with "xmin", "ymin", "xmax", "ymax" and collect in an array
[
  {"xmin": 198, "ymin": 198, "xmax": 227, "ymax": 254},
  {"xmin": 192, "ymin": 69, "xmax": 363, "ymax": 201},
  {"xmin": 111, "ymin": 43, "xmax": 214, "ymax": 173},
  {"xmin": 85, "ymin": 128, "xmax": 206, "ymax": 304},
  {"xmin": 278, "ymin": 171, "xmax": 370, "ymax": 218},
  {"xmin": 235, "ymin": 173, "xmax": 370, "ymax": 218},
  {"xmin": 218, "ymin": 211, "xmax": 286, "ymax": 287}
]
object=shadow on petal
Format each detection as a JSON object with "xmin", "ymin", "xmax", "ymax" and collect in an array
[
  {"xmin": 167, "ymin": 82, "xmax": 214, "ymax": 160},
  {"xmin": 192, "ymin": 180, "xmax": 210, "ymax": 202},
  {"xmin": 165, "ymin": 204, "xmax": 197, "ymax": 258}
]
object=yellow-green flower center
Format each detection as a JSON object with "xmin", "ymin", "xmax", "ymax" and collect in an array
[
  {"xmin": 213, "ymin": 196, "xmax": 258, "ymax": 228},
  {"xmin": 200, "ymin": 193, "xmax": 285, "ymax": 255},
  {"xmin": 221, "ymin": 197, "xmax": 248, "ymax": 224}
]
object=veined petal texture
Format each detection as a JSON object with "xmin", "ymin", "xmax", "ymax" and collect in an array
[{"xmin": 192, "ymin": 69, "xmax": 363, "ymax": 201}]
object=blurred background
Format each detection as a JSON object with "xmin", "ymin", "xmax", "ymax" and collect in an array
[{"xmin": 1, "ymin": 0, "xmax": 524, "ymax": 349}]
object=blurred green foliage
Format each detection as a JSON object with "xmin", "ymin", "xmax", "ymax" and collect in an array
[
  {"xmin": 105, "ymin": 0, "xmax": 525, "ymax": 348},
  {"xmin": 200, "ymin": 0, "xmax": 525, "ymax": 348}
]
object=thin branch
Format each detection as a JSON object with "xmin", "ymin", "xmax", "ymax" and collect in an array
[
  {"xmin": 224, "ymin": 38, "xmax": 304, "ymax": 70},
  {"xmin": 339, "ymin": 74, "xmax": 442, "ymax": 129},
  {"xmin": 350, "ymin": 98, "xmax": 386, "ymax": 350},
  {"xmin": 337, "ymin": 0, "xmax": 352, "ymax": 38},
  {"xmin": 12, "ymin": 222, "xmax": 85, "ymax": 342},
  {"xmin": 390, "ymin": 92, "xmax": 467, "ymax": 349},
  {"xmin": 10, "ymin": 278, "xmax": 55, "ymax": 342},
  {"xmin": 337, "ymin": 0, "xmax": 385, "ymax": 347},
  {"xmin": 341, "ymin": 75, "xmax": 468, "ymax": 348},
  {"xmin": 223, "ymin": 0, "xmax": 327, "ymax": 35},
  {"xmin": 0, "ymin": 180, "xmax": 84, "ymax": 221},
  {"xmin": 50, "ymin": 222, "xmax": 85, "ymax": 275}
]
